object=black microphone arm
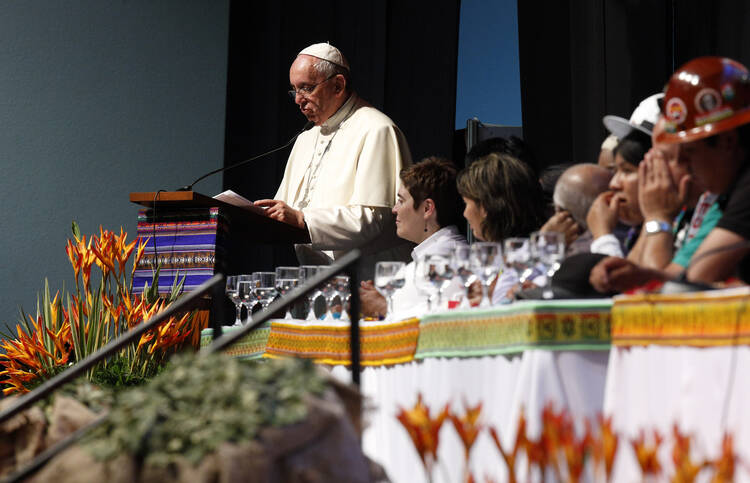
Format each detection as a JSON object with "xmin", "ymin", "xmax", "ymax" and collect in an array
[{"xmin": 178, "ymin": 120, "xmax": 315, "ymax": 191}]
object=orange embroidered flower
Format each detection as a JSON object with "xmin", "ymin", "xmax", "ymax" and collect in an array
[
  {"xmin": 710, "ymin": 433, "xmax": 736, "ymax": 483},
  {"xmin": 590, "ymin": 414, "xmax": 619, "ymax": 481},
  {"xmin": 396, "ymin": 393, "xmax": 449, "ymax": 476},
  {"xmin": 450, "ymin": 401, "xmax": 483, "ymax": 461},
  {"xmin": 631, "ymin": 429, "xmax": 662, "ymax": 476}
]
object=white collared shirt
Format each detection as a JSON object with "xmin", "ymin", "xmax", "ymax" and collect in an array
[{"xmin": 391, "ymin": 226, "xmax": 468, "ymax": 319}]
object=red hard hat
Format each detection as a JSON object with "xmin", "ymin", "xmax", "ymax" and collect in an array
[{"xmin": 656, "ymin": 56, "xmax": 750, "ymax": 144}]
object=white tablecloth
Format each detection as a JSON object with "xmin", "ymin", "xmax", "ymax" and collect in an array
[
  {"xmin": 604, "ymin": 345, "xmax": 750, "ymax": 482},
  {"xmin": 331, "ymin": 349, "xmax": 609, "ymax": 483}
]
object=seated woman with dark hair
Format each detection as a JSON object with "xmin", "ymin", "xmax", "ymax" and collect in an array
[
  {"xmin": 586, "ymin": 129, "xmax": 651, "ymax": 257},
  {"xmin": 360, "ymin": 157, "xmax": 467, "ymax": 318},
  {"xmin": 457, "ymin": 152, "xmax": 547, "ymax": 303}
]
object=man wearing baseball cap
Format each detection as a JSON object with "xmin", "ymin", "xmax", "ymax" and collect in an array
[{"xmin": 255, "ymin": 42, "xmax": 412, "ymax": 277}]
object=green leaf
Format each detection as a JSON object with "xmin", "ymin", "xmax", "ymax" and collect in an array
[{"xmin": 71, "ymin": 220, "xmax": 82, "ymax": 242}]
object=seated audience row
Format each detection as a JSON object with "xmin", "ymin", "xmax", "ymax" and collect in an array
[{"xmin": 361, "ymin": 56, "xmax": 750, "ymax": 316}]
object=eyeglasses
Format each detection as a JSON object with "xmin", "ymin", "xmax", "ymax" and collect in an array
[{"xmin": 288, "ymin": 74, "xmax": 336, "ymax": 99}]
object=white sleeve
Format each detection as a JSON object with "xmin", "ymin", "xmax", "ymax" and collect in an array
[
  {"xmin": 590, "ymin": 234, "xmax": 625, "ymax": 257},
  {"xmin": 492, "ymin": 269, "xmax": 519, "ymax": 305},
  {"xmin": 303, "ymin": 205, "xmax": 393, "ymax": 251}
]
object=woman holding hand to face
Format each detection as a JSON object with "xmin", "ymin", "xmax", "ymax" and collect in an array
[{"xmin": 586, "ymin": 130, "xmax": 652, "ymax": 257}]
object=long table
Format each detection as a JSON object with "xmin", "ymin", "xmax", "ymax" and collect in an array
[
  {"xmin": 201, "ymin": 299, "xmax": 612, "ymax": 482},
  {"xmin": 202, "ymin": 289, "xmax": 750, "ymax": 482},
  {"xmin": 605, "ymin": 286, "xmax": 750, "ymax": 482}
]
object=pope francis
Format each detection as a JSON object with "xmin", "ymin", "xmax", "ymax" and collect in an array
[{"xmin": 255, "ymin": 42, "xmax": 412, "ymax": 278}]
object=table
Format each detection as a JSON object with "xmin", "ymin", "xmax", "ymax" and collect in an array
[
  {"xmin": 604, "ymin": 286, "xmax": 750, "ymax": 482},
  {"xmin": 202, "ymin": 299, "xmax": 612, "ymax": 482}
]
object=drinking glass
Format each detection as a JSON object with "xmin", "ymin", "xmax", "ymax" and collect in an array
[
  {"xmin": 312, "ymin": 265, "xmax": 331, "ymax": 319},
  {"xmin": 503, "ymin": 238, "xmax": 533, "ymax": 283},
  {"xmin": 374, "ymin": 261, "xmax": 406, "ymax": 321},
  {"xmin": 320, "ymin": 278, "xmax": 336, "ymax": 320},
  {"xmin": 414, "ymin": 256, "xmax": 440, "ymax": 313},
  {"xmin": 451, "ymin": 246, "xmax": 476, "ymax": 308},
  {"xmin": 225, "ymin": 275, "xmax": 242, "ymax": 325},
  {"xmin": 422, "ymin": 253, "xmax": 454, "ymax": 311},
  {"xmin": 530, "ymin": 231, "xmax": 565, "ymax": 299},
  {"xmin": 470, "ymin": 242, "xmax": 504, "ymax": 307},
  {"xmin": 275, "ymin": 266, "xmax": 300, "ymax": 319},
  {"xmin": 252, "ymin": 271, "xmax": 277, "ymax": 311},
  {"xmin": 329, "ymin": 275, "xmax": 351, "ymax": 321},
  {"xmin": 237, "ymin": 276, "xmax": 256, "ymax": 325},
  {"xmin": 298, "ymin": 265, "xmax": 321, "ymax": 320}
]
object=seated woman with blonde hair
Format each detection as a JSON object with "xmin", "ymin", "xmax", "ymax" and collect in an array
[
  {"xmin": 457, "ymin": 152, "xmax": 547, "ymax": 303},
  {"xmin": 360, "ymin": 157, "xmax": 467, "ymax": 318}
]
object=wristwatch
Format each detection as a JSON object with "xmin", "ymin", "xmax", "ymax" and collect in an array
[{"xmin": 644, "ymin": 220, "xmax": 672, "ymax": 235}]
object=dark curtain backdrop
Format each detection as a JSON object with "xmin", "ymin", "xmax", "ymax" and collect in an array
[
  {"xmin": 517, "ymin": 0, "xmax": 750, "ymax": 169},
  {"xmin": 222, "ymin": 1, "xmax": 460, "ymax": 272}
]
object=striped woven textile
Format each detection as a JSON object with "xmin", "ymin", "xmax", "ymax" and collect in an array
[
  {"xmin": 612, "ymin": 287, "xmax": 750, "ymax": 347},
  {"xmin": 200, "ymin": 302, "xmax": 611, "ymax": 365},
  {"xmin": 264, "ymin": 318, "xmax": 420, "ymax": 366},
  {"xmin": 199, "ymin": 323, "xmax": 271, "ymax": 360},
  {"xmin": 415, "ymin": 299, "xmax": 612, "ymax": 359},
  {"xmin": 133, "ymin": 208, "xmax": 228, "ymax": 294},
  {"xmin": 201, "ymin": 318, "xmax": 420, "ymax": 366}
]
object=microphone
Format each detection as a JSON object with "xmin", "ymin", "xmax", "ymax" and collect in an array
[
  {"xmin": 661, "ymin": 239, "xmax": 750, "ymax": 293},
  {"xmin": 178, "ymin": 121, "xmax": 315, "ymax": 191}
]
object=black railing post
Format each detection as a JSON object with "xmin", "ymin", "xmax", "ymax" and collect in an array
[
  {"xmin": 209, "ymin": 272, "xmax": 224, "ymax": 339},
  {"xmin": 346, "ymin": 262, "xmax": 361, "ymax": 387}
]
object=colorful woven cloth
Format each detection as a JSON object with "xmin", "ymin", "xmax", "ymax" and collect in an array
[
  {"xmin": 264, "ymin": 318, "xmax": 419, "ymax": 366},
  {"xmin": 133, "ymin": 208, "xmax": 228, "ymax": 294},
  {"xmin": 199, "ymin": 323, "xmax": 271, "ymax": 359},
  {"xmin": 200, "ymin": 302, "xmax": 612, "ymax": 365},
  {"xmin": 415, "ymin": 299, "xmax": 613, "ymax": 359},
  {"xmin": 612, "ymin": 287, "xmax": 750, "ymax": 347}
]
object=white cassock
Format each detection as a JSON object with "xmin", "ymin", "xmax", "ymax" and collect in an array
[{"xmin": 275, "ymin": 93, "xmax": 413, "ymax": 278}]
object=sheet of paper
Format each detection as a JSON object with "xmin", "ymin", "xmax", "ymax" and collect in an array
[{"xmin": 213, "ymin": 190, "xmax": 267, "ymax": 216}]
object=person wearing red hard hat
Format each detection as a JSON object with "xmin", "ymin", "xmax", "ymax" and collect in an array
[
  {"xmin": 656, "ymin": 57, "xmax": 750, "ymax": 284},
  {"xmin": 589, "ymin": 56, "xmax": 750, "ymax": 292}
]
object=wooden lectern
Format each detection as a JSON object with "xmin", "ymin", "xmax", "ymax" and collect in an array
[{"xmin": 129, "ymin": 191, "xmax": 309, "ymax": 294}]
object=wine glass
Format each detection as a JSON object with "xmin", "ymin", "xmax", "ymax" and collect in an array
[
  {"xmin": 374, "ymin": 261, "xmax": 406, "ymax": 321},
  {"xmin": 312, "ymin": 265, "xmax": 331, "ymax": 319},
  {"xmin": 452, "ymin": 245, "xmax": 476, "ymax": 308},
  {"xmin": 503, "ymin": 237, "xmax": 534, "ymax": 283},
  {"xmin": 422, "ymin": 253, "xmax": 454, "ymax": 311},
  {"xmin": 275, "ymin": 266, "xmax": 300, "ymax": 319},
  {"xmin": 225, "ymin": 275, "xmax": 242, "ymax": 325},
  {"xmin": 530, "ymin": 231, "xmax": 565, "ymax": 299},
  {"xmin": 298, "ymin": 265, "xmax": 320, "ymax": 320},
  {"xmin": 414, "ymin": 256, "xmax": 440, "ymax": 313},
  {"xmin": 469, "ymin": 242, "xmax": 504, "ymax": 307},
  {"xmin": 236, "ymin": 276, "xmax": 256, "ymax": 325},
  {"xmin": 320, "ymin": 278, "xmax": 336, "ymax": 321},
  {"xmin": 252, "ymin": 271, "xmax": 277, "ymax": 312},
  {"xmin": 328, "ymin": 275, "xmax": 351, "ymax": 321}
]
